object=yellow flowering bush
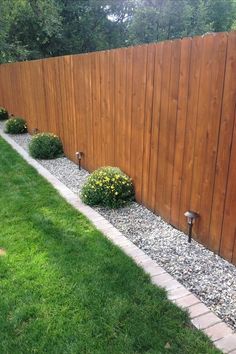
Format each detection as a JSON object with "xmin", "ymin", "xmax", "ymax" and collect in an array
[
  {"xmin": 4, "ymin": 117, "xmax": 27, "ymax": 134},
  {"xmin": 29, "ymin": 132, "xmax": 63, "ymax": 159},
  {"xmin": 0, "ymin": 107, "xmax": 8, "ymax": 121},
  {"xmin": 81, "ymin": 166, "xmax": 135, "ymax": 208}
]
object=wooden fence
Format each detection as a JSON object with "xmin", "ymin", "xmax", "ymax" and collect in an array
[{"xmin": 0, "ymin": 31, "xmax": 236, "ymax": 264}]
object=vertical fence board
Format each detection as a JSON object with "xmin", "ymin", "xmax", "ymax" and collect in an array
[
  {"xmin": 106, "ymin": 50, "xmax": 115, "ymax": 166},
  {"xmin": 190, "ymin": 35, "xmax": 217, "ymax": 243},
  {"xmin": 114, "ymin": 48, "xmax": 126, "ymax": 170},
  {"xmin": 141, "ymin": 44, "xmax": 156, "ymax": 205},
  {"xmin": 125, "ymin": 47, "xmax": 133, "ymax": 176},
  {"xmin": 42, "ymin": 58, "xmax": 60, "ymax": 135},
  {"xmin": 72, "ymin": 55, "xmax": 86, "ymax": 167},
  {"xmin": 130, "ymin": 45, "xmax": 148, "ymax": 202},
  {"xmin": 155, "ymin": 40, "xmax": 172, "ymax": 215},
  {"xmin": 178, "ymin": 36, "xmax": 203, "ymax": 233},
  {"xmin": 209, "ymin": 31, "xmax": 236, "ymax": 253},
  {"xmin": 220, "ymin": 112, "xmax": 236, "ymax": 261},
  {"xmin": 170, "ymin": 38, "xmax": 192, "ymax": 226},
  {"xmin": 91, "ymin": 53, "xmax": 102, "ymax": 169},
  {"xmin": 147, "ymin": 42, "xmax": 163, "ymax": 210},
  {"xmin": 162, "ymin": 39, "xmax": 181, "ymax": 222},
  {"xmin": 84, "ymin": 54, "xmax": 94, "ymax": 171},
  {"xmin": 59, "ymin": 56, "xmax": 77, "ymax": 161},
  {"xmin": 198, "ymin": 33, "xmax": 228, "ymax": 242},
  {"xmin": 24, "ymin": 61, "xmax": 47, "ymax": 132}
]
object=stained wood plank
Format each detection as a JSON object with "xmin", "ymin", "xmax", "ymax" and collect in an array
[
  {"xmin": 141, "ymin": 44, "xmax": 156, "ymax": 205},
  {"xmin": 58, "ymin": 56, "xmax": 77, "ymax": 160},
  {"xmin": 42, "ymin": 58, "xmax": 61, "ymax": 135},
  {"xmin": 20, "ymin": 61, "xmax": 47, "ymax": 132},
  {"xmin": 114, "ymin": 48, "xmax": 127, "ymax": 171},
  {"xmin": 84, "ymin": 53, "xmax": 94, "ymax": 171},
  {"xmin": 91, "ymin": 52, "xmax": 102, "ymax": 169},
  {"xmin": 130, "ymin": 45, "xmax": 148, "ymax": 202},
  {"xmin": 189, "ymin": 35, "xmax": 216, "ymax": 244},
  {"xmin": 198, "ymin": 33, "xmax": 228, "ymax": 243},
  {"xmin": 178, "ymin": 35, "xmax": 203, "ymax": 233},
  {"xmin": 147, "ymin": 41, "xmax": 163, "ymax": 210},
  {"xmin": 209, "ymin": 31, "xmax": 236, "ymax": 253},
  {"xmin": 170, "ymin": 38, "xmax": 192, "ymax": 226},
  {"xmin": 161, "ymin": 39, "xmax": 181, "ymax": 222},
  {"xmin": 72, "ymin": 54, "xmax": 86, "ymax": 167},
  {"xmin": 100, "ymin": 50, "xmax": 115, "ymax": 166},
  {"xmin": 220, "ymin": 109, "xmax": 236, "ymax": 262},
  {"xmin": 124, "ymin": 46, "xmax": 133, "ymax": 176},
  {"xmin": 155, "ymin": 40, "xmax": 172, "ymax": 215}
]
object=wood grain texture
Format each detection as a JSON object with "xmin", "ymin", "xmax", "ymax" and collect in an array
[
  {"xmin": 170, "ymin": 38, "xmax": 192, "ymax": 226},
  {"xmin": 0, "ymin": 32, "xmax": 236, "ymax": 263},
  {"xmin": 209, "ymin": 32, "xmax": 236, "ymax": 254}
]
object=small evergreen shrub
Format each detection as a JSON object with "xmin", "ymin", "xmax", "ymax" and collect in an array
[
  {"xmin": 29, "ymin": 133, "xmax": 63, "ymax": 159},
  {"xmin": 81, "ymin": 166, "xmax": 135, "ymax": 208},
  {"xmin": 0, "ymin": 107, "xmax": 9, "ymax": 121},
  {"xmin": 4, "ymin": 117, "xmax": 27, "ymax": 134}
]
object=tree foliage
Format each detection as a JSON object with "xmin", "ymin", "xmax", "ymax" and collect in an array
[{"xmin": 0, "ymin": 0, "xmax": 235, "ymax": 63}]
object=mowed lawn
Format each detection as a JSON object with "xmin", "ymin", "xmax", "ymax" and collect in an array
[{"xmin": 0, "ymin": 137, "xmax": 220, "ymax": 354}]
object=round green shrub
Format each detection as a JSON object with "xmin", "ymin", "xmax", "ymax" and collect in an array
[
  {"xmin": 81, "ymin": 166, "xmax": 135, "ymax": 208},
  {"xmin": 0, "ymin": 107, "xmax": 9, "ymax": 121},
  {"xmin": 4, "ymin": 117, "xmax": 27, "ymax": 134},
  {"xmin": 29, "ymin": 132, "xmax": 63, "ymax": 159}
]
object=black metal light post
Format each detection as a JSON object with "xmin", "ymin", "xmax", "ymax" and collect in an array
[
  {"xmin": 75, "ymin": 151, "xmax": 83, "ymax": 170},
  {"xmin": 184, "ymin": 211, "xmax": 199, "ymax": 243}
]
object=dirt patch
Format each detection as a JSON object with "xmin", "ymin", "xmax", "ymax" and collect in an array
[{"xmin": 0, "ymin": 248, "xmax": 6, "ymax": 256}]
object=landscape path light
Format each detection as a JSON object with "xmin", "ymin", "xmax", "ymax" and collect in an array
[
  {"xmin": 184, "ymin": 210, "xmax": 199, "ymax": 243},
  {"xmin": 75, "ymin": 151, "xmax": 83, "ymax": 170}
]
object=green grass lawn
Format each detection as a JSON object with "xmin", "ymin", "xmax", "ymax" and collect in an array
[{"xmin": 0, "ymin": 137, "xmax": 221, "ymax": 354}]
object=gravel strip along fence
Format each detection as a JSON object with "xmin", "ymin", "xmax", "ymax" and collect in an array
[{"xmin": 1, "ymin": 121, "xmax": 235, "ymax": 332}]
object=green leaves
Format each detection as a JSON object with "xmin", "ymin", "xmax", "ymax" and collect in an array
[
  {"xmin": 0, "ymin": 107, "xmax": 9, "ymax": 121},
  {"xmin": 29, "ymin": 132, "xmax": 64, "ymax": 159},
  {"xmin": 4, "ymin": 117, "xmax": 27, "ymax": 134},
  {"xmin": 127, "ymin": 0, "xmax": 236, "ymax": 45},
  {"xmin": 0, "ymin": 0, "xmax": 235, "ymax": 63},
  {"xmin": 81, "ymin": 166, "xmax": 135, "ymax": 208}
]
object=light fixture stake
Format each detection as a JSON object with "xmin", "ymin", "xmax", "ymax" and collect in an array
[
  {"xmin": 75, "ymin": 151, "xmax": 83, "ymax": 170},
  {"xmin": 184, "ymin": 211, "xmax": 199, "ymax": 243}
]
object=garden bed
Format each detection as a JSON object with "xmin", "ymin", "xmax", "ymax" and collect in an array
[{"xmin": 0, "ymin": 121, "xmax": 235, "ymax": 332}]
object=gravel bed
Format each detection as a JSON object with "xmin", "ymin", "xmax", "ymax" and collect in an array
[{"xmin": 1, "ymin": 121, "xmax": 236, "ymax": 331}]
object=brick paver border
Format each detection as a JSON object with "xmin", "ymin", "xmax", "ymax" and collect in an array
[{"xmin": 1, "ymin": 128, "xmax": 235, "ymax": 354}]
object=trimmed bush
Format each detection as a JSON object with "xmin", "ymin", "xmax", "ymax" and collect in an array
[
  {"xmin": 0, "ymin": 107, "xmax": 9, "ymax": 121},
  {"xmin": 4, "ymin": 117, "xmax": 27, "ymax": 134},
  {"xmin": 29, "ymin": 132, "xmax": 63, "ymax": 159},
  {"xmin": 81, "ymin": 166, "xmax": 135, "ymax": 208}
]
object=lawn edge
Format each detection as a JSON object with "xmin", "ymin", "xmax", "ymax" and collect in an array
[{"xmin": 1, "ymin": 129, "xmax": 235, "ymax": 354}]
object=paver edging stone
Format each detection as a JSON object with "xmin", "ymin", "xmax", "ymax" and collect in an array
[{"xmin": 1, "ymin": 128, "xmax": 235, "ymax": 354}]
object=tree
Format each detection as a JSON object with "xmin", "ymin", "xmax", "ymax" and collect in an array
[
  {"xmin": 127, "ymin": 0, "xmax": 235, "ymax": 45},
  {"xmin": 206, "ymin": 0, "xmax": 236, "ymax": 32},
  {"xmin": 0, "ymin": 0, "xmax": 235, "ymax": 63},
  {"xmin": 56, "ymin": 0, "xmax": 133, "ymax": 55},
  {"xmin": 7, "ymin": 0, "xmax": 62, "ymax": 60}
]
